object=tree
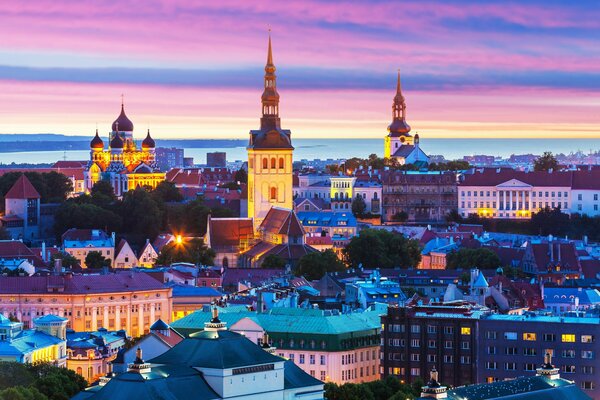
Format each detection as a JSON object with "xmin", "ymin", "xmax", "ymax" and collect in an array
[
  {"xmin": 50, "ymin": 251, "xmax": 79, "ymax": 270},
  {"xmin": 155, "ymin": 238, "xmax": 215, "ymax": 266},
  {"xmin": 120, "ymin": 187, "xmax": 163, "ymax": 243},
  {"xmin": 391, "ymin": 211, "xmax": 408, "ymax": 222},
  {"xmin": 53, "ymin": 201, "xmax": 122, "ymax": 238},
  {"xmin": 41, "ymin": 172, "xmax": 73, "ymax": 203},
  {"xmin": 534, "ymin": 151, "xmax": 559, "ymax": 172},
  {"xmin": 234, "ymin": 168, "xmax": 248, "ymax": 184},
  {"xmin": 295, "ymin": 250, "xmax": 345, "ymax": 280},
  {"xmin": 343, "ymin": 229, "xmax": 421, "ymax": 269},
  {"xmin": 0, "ymin": 386, "xmax": 46, "ymax": 400},
  {"xmin": 351, "ymin": 195, "xmax": 366, "ymax": 217},
  {"xmin": 90, "ymin": 180, "xmax": 116, "ymax": 207},
  {"xmin": 29, "ymin": 363, "xmax": 87, "ymax": 400},
  {"xmin": 529, "ymin": 206, "xmax": 570, "ymax": 236},
  {"xmin": 85, "ymin": 251, "xmax": 111, "ymax": 269},
  {"xmin": 0, "ymin": 226, "xmax": 10, "ymax": 240},
  {"xmin": 261, "ymin": 254, "xmax": 287, "ymax": 269},
  {"xmin": 446, "ymin": 248, "xmax": 501, "ymax": 270},
  {"xmin": 151, "ymin": 181, "xmax": 183, "ymax": 203}
]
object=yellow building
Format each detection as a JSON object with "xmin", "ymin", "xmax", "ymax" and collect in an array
[
  {"xmin": 0, "ymin": 272, "xmax": 172, "ymax": 338},
  {"xmin": 247, "ymin": 35, "xmax": 294, "ymax": 229},
  {"xmin": 85, "ymin": 102, "xmax": 165, "ymax": 197}
]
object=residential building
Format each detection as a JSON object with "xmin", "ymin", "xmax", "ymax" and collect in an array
[
  {"xmin": 206, "ymin": 152, "xmax": 227, "ymax": 167},
  {"xmin": 114, "ymin": 239, "xmax": 137, "ymax": 268},
  {"xmin": 345, "ymin": 270, "xmax": 406, "ymax": 309},
  {"xmin": 384, "ymin": 72, "xmax": 429, "ymax": 166},
  {"xmin": 171, "ymin": 305, "xmax": 382, "ymax": 384},
  {"xmin": 205, "ymin": 216, "xmax": 254, "ymax": 267},
  {"xmin": 478, "ymin": 313, "xmax": 600, "ymax": 398},
  {"xmin": 521, "ymin": 240, "xmax": 582, "ymax": 282},
  {"xmin": 66, "ymin": 328, "xmax": 127, "ymax": 383},
  {"xmin": 0, "ymin": 314, "xmax": 67, "ymax": 365},
  {"xmin": 380, "ymin": 301, "xmax": 488, "ymax": 387},
  {"xmin": 297, "ymin": 211, "xmax": 357, "ymax": 239},
  {"xmin": 84, "ymin": 104, "xmax": 165, "ymax": 196},
  {"xmin": 62, "ymin": 229, "xmax": 115, "ymax": 268},
  {"xmin": 0, "ymin": 175, "xmax": 41, "ymax": 240},
  {"xmin": 155, "ymin": 147, "xmax": 184, "ymax": 171},
  {"xmin": 73, "ymin": 307, "xmax": 324, "ymax": 400},
  {"xmin": 0, "ymin": 272, "xmax": 172, "ymax": 337},
  {"xmin": 169, "ymin": 284, "xmax": 223, "ymax": 321},
  {"xmin": 137, "ymin": 240, "xmax": 158, "ymax": 268},
  {"xmin": 382, "ymin": 171, "xmax": 457, "ymax": 223},
  {"xmin": 542, "ymin": 287, "xmax": 600, "ymax": 314}
]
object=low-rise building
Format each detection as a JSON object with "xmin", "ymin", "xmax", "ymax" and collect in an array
[
  {"xmin": 0, "ymin": 175, "xmax": 41, "ymax": 240},
  {"xmin": 171, "ymin": 305, "xmax": 383, "ymax": 385},
  {"xmin": 0, "ymin": 272, "xmax": 172, "ymax": 337},
  {"xmin": 297, "ymin": 211, "xmax": 357, "ymax": 239},
  {"xmin": 67, "ymin": 328, "xmax": 127, "ymax": 383},
  {"xmin": 345, "ymin": 270, "xmax": 406, "ymax": 309},
  {"xmin": 62, "ymin": 229, "xmax": 115, "ymax": 268},
  {"xmin": 0, "ymin": 314, "xmax": 67, "ymax": 365}
]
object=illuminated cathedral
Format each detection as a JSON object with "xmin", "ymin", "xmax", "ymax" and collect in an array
[{"xmin": 84, "ymin": 103, "xmax": 165, "ymax": 196}]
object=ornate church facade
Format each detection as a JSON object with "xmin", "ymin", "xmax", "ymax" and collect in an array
[
  {"xmin": 384, "ymin": 72, "xmax": 429, "ymax": 166},
  {"xmin": 84, "ymin": 104, "xmax": 165, "ymax": 196}
]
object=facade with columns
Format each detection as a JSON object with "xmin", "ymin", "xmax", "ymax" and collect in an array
[
  {"xmin": 0, "ymin": 273, "xmax": 172, "ymax": 338},
  {"xmin": 84, "ymin": 102, "xmax": 165, "ymax": 197},
  {"xmin": 247, "ymin": 35, "xmax": 294, "ymax": 229}
]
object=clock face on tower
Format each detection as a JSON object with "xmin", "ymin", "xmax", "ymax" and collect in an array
[{"xmin": 400, "ymin": 136, "xmax": 406, "ymax": 143}]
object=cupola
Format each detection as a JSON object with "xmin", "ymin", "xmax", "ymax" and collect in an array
[
  {"xmin": 142, "ymin": 129, "xmax": 156, "ymax": 150},
  {"xmin": 90, "ymin": 129, "xmax": 104, "ymax": 150},
  {"xmin": 112, "ymin": 103, "xmax": 134, "ymax": 132}
]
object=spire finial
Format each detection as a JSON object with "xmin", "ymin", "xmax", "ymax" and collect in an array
[
  {"xmin": 396, "ymin": 69, "xmax": 402, "ymax": 95},
  {"xmin": 267, "ymin": 30, "xmax": 274, "ymax": 67},
  {"xmin": 121, "ymin": 93, "xmax": 124, "ymax": 107}
]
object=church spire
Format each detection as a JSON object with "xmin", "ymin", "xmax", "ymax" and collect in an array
[
  {"xmin": 260, "ymin": 31, "xmax": 281, "ymax": 131},
  {"xmin": 387, "ymin": 69, "xmax": 411, "ymax": 135}
]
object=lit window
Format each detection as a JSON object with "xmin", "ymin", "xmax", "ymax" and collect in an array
[
  {"xmin": 523, "ymin": 333, "xmax": 536, "ymax": 341},
  {"xmin": 461, "ymin": 327, "xmax": 471, "ymax": 335},
  {"xmin": 581, "ymin": 335, "xmax": 594, "ymax": 343},
  {"xmin": 562, "ymin": 334, "xmax": 576, "ymax": 343}
]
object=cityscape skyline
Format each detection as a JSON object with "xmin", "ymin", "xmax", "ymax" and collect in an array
[{"xmin": 1, "ymin": 0, "xmax": 599, "ymax": 140}]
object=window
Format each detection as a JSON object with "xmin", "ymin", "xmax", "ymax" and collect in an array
[
  {"xmin": 320, "ymin": 355, "xmax": 326, "ymax": 365},
  {"xmin": 411, "ymin": 339, "xmax": 420, "ymax": 348},
  {"xmin": 299, "ymin": 354, "xmax": 305, "ymax": 364},
  {"xmin": 427, "ymin": 354, "xmax": 437, "ymax": 362},
  {"xmin": 523, "ymin": 333, "xmax": 536, "ymax": 341},
  {"xmin": 543, "ymin": 333, "xmax": 556, "ymax": 342},
  {"xmin": 411, "ymin": 325, "xmax": 421, "ymax": 333},
  {"xmin": 262, "ymin": 158, "xmax": 268, "ymax": 169},
  {"xmin": 581, "ymin": 381, "xmax": 595, "ymax": 390},
  {"xmin": 524, "ymin": 363, "xmax": 536, "ymax": 371},
  {"xmin": 461, "ymin": 341, "xmax": 470, "ymax": 350},
  {"xmin": 524, "ymin": 348, "xmax": 537, "ymax": 356},
  {"xmin": 486, "ymin": 331, "xmax": 497, "ymax": 340},
  {"xmin": 270, "ymin": 186, "xmax": 277, "ymax": 200},
  {"xmin": 411, "ymin": 354, "xmax": 420, "ymax": 362},
  {"xmin": 444, "ymin": 341, "xmax": 453, "ymax": 349},
  {"xmin": 279, "ymin": 157, "xmax": 284, "ymax": 169},
  {"xmin": 505, "ymin": 347, "xmax": 518, "ymax": 355},
  {"xmin": 487, "ymin": 346, "xmax": 496, "ymax": 355},
  {"xmin": 581, "ymin": 335, "xmax": 594, "ymax": 343},
  {"xmin": 578, "ymin": 194, "xmax": 583, "ymax": 201},
  {"xmin": 309, "ymin": 355, "xmax": 315, "ymax": 364},
  {"xmin": 461, "ymin": 327, "xmax": 471, "ymax": 335},
  {"xmin": 443, "ymin": 355, "xmax": 454, "ymax": 363},
  {"xmin": 562, "ymin": 365, "xmax": 576, "ymax": 373},
  {"xmin": 410, "ymin": 368, "xmax": 420, "ymax": 376},
  {"xmin": 562, "ymin": 349, "xmax": 575, "ymax": 358},
  {"xmin": 271, "ymin": 158, "xmax": 276, "ymax": 169},
  {"xmin": 460, "ymin": 356, "xmax": 471, "ymax": 364},
  {"xmin": 320, "ymin": 371, "xmax": 326, "ymax": 381},
  {"xmin": 505, "ymin": 362, "xmax": 516, "ymax": 371},
  {"xmin": 562, "ymin": 334, "xmax": 576, "ymax": 343},
  {"xmin": 427, "ymin": 325, "xmax": 437, "ymax": 334},
  {"xmin": 582, "ymin": 366, "xmax": 594, "ymax": 374},
  {"xmin": 504, "ymin": 332, "xmax": 517, "ymax": 340},
  {"xmin": 428, "ymin": 340, "xmax": 436, "ymax": 348},
  {"xmin": 444, "ymin": 326, "xmax": 454, "ymax": 334},
  {"xmin": 485, "ymin": 362, "xmax": 497, "ymax": 370},
  {"xmin": 581, "ymin": 350, "xmax": 594, "ymax": 359}
]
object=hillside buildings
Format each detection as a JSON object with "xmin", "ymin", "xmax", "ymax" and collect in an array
[
  {"xmin": 84, "ymin": 103, "xmax": 165, "ymax": 196},
  {"xmin": 63, "ymin": 229, "xmax": 115, "ymax": 268},
  {"xmin": 0, "ymin": 175, "xmax": 41, "ymax": 240}
]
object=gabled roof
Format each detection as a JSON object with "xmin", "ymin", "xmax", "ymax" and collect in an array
[
  {"xmin": 392, "ymin": 145, "xmax": 416, "ymax": 158},
  {"xmin": 5, "ymin": 175, "xmax": 40, "ymax": 199},
  {"xmin": 259, "ymin": 207, "xmax": 305, "ymax": 236},
  {"xmin": 207, "ymin": 217, "xmax": 254, "ymax": 249}
]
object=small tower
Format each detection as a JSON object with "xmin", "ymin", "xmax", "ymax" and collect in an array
[
  {"xmin": 247, "ymin": 33, "xmax": 294, "ymax": 228},
  {"xmin": 384, "ymin": 70, "xmax": 413, "ymax": 159},
  {"xmin": 128, "ymin": 347, "xmax": 151, "ymax": 374},
  {"xmin": 536, "ymin": 352, "xmax": 560, "ymax": 380},
  {"xmin": 260, "ymin": 332, "xmax": 276, "ymax": 354},
  {"xmin": 419, "ymin": 367, "xmax": 448, "ymax": 399},
  {"xmin": 204, "ymin": 304, "xmax": 227, "ymax": 332}
]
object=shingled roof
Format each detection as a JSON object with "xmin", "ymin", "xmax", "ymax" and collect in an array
[{"xmin": 259, "ymin": 207, "xmax": 304, "ymax": 237}]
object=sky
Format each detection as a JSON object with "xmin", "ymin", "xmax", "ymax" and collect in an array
[{"xmin": 0, "ymin": 0, "xmax": 599, "ymax": 140}]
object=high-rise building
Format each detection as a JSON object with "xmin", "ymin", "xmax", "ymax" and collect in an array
[{"xmin": 247, "ymin": 35, "xmax": 294, "ymax": 228}]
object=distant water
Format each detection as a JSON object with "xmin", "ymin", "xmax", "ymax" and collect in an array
[{"xmin": 1, "ymin": 138, "xmax": 599, "ymax": 164}]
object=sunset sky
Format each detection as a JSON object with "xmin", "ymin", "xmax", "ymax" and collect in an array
[{"xmin": 0, "ymin": 0, "xmax": 599, "ymax": 139}]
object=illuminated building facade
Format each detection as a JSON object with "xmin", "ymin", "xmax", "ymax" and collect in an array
[
  {"xmin": 84, "ymin": 102, "xmax": 165, "ymax": 196},
  {"xmin": 247, "ymin": 35, "xmax": 294, "ymax": 228}
]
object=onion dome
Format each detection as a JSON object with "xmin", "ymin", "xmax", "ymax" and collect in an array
[
  {"xmin": 142, "ymin": 129, "xmax": 156, "ymax": 149},
  {"xmin": 110, "ymin": 133, "xmax": 124, "ymax": 149},
  {"xmin": 111, "ymin": 104, "xmax": 134, "ymax": 132},
  {"xmin": 90, "ymin": 129, "xmax": 104, "ymax": 150}
]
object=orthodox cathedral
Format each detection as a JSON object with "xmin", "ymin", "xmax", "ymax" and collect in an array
[
  {"xmin": 384, "ymin": 71, "xmax": 429, "ymax": 166},
  {"xmin": 84, "ymin": 104, "xmax": 165, "ymax": 196}
]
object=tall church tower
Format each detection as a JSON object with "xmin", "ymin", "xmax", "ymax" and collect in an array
[
  {"xmin": 384, "ymin": 71, "xmax": 413, "ymax": 159},
  {"xmin": 247, "ymin": 34, "xmax": 294, "ymax": 228}
]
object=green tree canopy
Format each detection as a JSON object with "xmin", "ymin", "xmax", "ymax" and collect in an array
[
  {"xmin": 351, "ymin": 195, "xmax": 366, "ymax": 218},
  {"xmin": 0, "ymin": 362, "xmax": 86, "ymax": 400},
  {"xmin": 155, "ymin": 238, "xmax": 215, "ymax": 266},
  {"xmin": 234, "ymin": 168, "xmax": 248, "ymax": 184},
  {"xmin": 446, "ymin": 248, "xmax": 501, "ymax": 270},
  {"xmin": 0, "ymin": 172, "xmax": 72, "ymax": 205},
  {"xmin": 50, "ymin": 251, "xmax": 79, "ymax": 269},
  {"xmin": 53, "ymin": 201, "xmax": 122, "ymax": 238},
  {"xmin": 343, "ymin": 229, "xmax": 421, "ymax": 269},
  {"xmin": 261, "ymin": 254, "xmax": 287, "ymax": 269},
  {"xmin": 84, "ymin": 251, "xmax": 111, "ymax": 269},
  {"xmin": 534, "ymin": 151, "xmax": 559, "ymax": 172},
  {"xmin": 295, "ymin": 249, "xmax": 345, "ymax": 280},
  {"xmin": 151, "ymin": 181, "xmax": 183, "ymax": 203}
]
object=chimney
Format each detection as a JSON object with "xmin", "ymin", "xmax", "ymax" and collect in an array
[
  {"xmin": 41, "ymin": 242, "xmax": 46, "ymax": 263},
  {"xmin": 54, "ymin": 258, "xmax": 62, "ymax": 276}
]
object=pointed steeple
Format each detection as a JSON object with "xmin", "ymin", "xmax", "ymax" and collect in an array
[
  {"xmin": 387, "ymin": 69, "xmax": 411, "ymax": 136},
  {"xmin": 260, "ymin": 31, "xmax": 281, "ymax": 131}
]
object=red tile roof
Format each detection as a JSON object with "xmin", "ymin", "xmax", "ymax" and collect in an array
[
  {"xmin": 62, "ymin": 228, "xmax": 110, "ymax": 242},
  {"xmin": 0, "ymin": 240, "xmax": 46, "ymax": 267},
  {"xmin": 306, "ymin": 236, "xmax": 333, "ymax": 246},
  {"xmin": 207, "ymin": 217, "xmax": 254, "ymax": 249},
  {"xmin": 0, "ymin": 272, "xmax": 167, "ymax": 294},
  {"xmin": 4, "ymin": 175, "xmax": 40, "ymax": 199},
  {"xmin": 259, "ymin": 207, "xmax": 305, "ymax": 237},
  {"xmin": 530, "ymin": 242, "xmax": 580, "ymax": 272},
  {"xmin": 581, "ymin": 259, "xmax": 600, "ymax": 279},
  {"xmin": 460, "ymin": 168, "xmax": 574, "ymax": 187},
  {"xmin": 153, "ymin": 330, "xmax": 184, "ymax": 347}
]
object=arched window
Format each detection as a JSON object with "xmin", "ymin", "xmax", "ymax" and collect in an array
[
  {"xmin": 88, "ymin": 366, "xmax": 93, "ymax": 379},
  {"xmin": 270, "ymin": 187, "xmax": 277, "ymax": 200},
  {"xmin": 222, "ymin": 257, "xmax": 229, "ymax": 267},
  {"xmin": 262, "ymin": 158, "xmax": 268, "ymax": 169},
  {"xmin": 279, "ymin": 157, "xmax": 284, "ymax": 169},
  {"xmin": 271, "ymin": 158, "xmax": 276, "ymax": 169},
  {"xmin": 77, "ymin": 367, "xmax": 82, "ymax": 376}
]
